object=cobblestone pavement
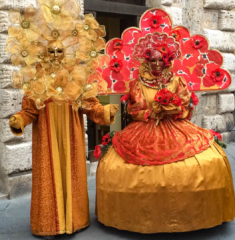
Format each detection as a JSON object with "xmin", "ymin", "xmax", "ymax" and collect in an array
[{"xmin": 0, "ymin": 143, "xmax": 235, "ymax": 240}]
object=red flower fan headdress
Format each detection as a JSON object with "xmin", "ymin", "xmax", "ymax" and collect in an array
[{"xmin": 99, "ymin": 8, "xmax": 231, "ymax": 94}]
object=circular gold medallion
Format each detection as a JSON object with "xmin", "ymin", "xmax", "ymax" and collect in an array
[
  {"xmin": 90, "ymin": 50, "xmax": 97, "ymax": 58},
  {"xmin": 72, "ymin": 29, "xmax": 78, "ymax": 36},
  {"xmin": 21, "ymin": 50, "xmax": 28, "ymax": 57},
  {"xmin": 51, "ymin": 30, "xmax": 60, "ymax": 39},
  {"xmin": 21, "ymin": 21, "xmax": 30, "ymax": 29},
  {"xmin": 52, "ymin": 5, "xmax": 61, "ymax": 14},
  {"xmin": 84, "ymin": 24, "xmax": 89, "ymax": 30}
]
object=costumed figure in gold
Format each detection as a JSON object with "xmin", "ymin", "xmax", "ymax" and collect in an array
[
  {"xmin": 95, "ymin": 9, "xmax": 235, "ymax": 233},
  {"xmin": 6, "ymin": 0, "xmax": 118, "ymax": 237}
]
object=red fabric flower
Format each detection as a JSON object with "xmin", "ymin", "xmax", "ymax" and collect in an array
[
  {"xmin": 113, "ymin": 39, "xmax": 123, "ymax": 50},
  {"xmin": 154, "ymin": 89, "xmax": 174, "ymax": 105},
  {"xmin": 156, "ymin": 44, "xmax": 169, "ymax": 54},
  {"xmin": 171, "ymin": 95, "xmax": 182, "ymax": 106},
  {"xmin": 170, "ymin": 30, "xmax": 180, "ymax": 41},
  {"xmin": 102, "ymin": 133, "xmax": 110, "ymax": 146},
  {"xmin": 144, "ymin": 109, "xmax": 152, "ymax": 120},
  {"xmin": 150, "ymin": 16, "xmax": 162, "ymax": 28},
  {"xmin": 120, "ymin": 93, "xmax": 130, "ymax": 103},
  {"xmin": 174, "ymin": 106, "xmax": 185, "ymax": 120},
  {"xmin": 191, "ymin": 36, "xmax": 205, "ymax": 49},
  {"xmin": 211, "ymin": 69, "xmax": 225, "ymax": 83},
  {"xmin": 144, "ymin": 49, "xmax": 152, "ymax": 62},
  {"xmin": 191, "ymin": 92, "xmax": 199, "ymax": 105},
  {"xmin": 209, "ymin": 129, "xmax": 222, "ymax": 141},
  {"xmin": 162, "ymin": 52, "xmax": 174, "ymax": 67},
  {"xmin": 93, "ymin": 145, "xmax": 101, "ymax": 159},
  {"xmin": 109, "ymin": 58, "xmax": 123, "ymax": 72}
]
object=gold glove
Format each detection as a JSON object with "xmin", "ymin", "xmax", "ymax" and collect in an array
[{"xmin": 110, "ymin": 104, "xmax": 119, "ymax": 117}]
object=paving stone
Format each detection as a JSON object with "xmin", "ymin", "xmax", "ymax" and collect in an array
[{"xmin": 8, "ymin": 172, "xmax": 32, "ymax": 199}]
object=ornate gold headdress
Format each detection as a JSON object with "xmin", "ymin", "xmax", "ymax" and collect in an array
[{"xmin": 5, "ymin": 0, "xmax": 109, "ymax": 110}]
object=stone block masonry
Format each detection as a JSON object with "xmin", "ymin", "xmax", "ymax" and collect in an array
[{"xmin": 0, "ymin": 0, "xmax": 86, "ymax": 200}]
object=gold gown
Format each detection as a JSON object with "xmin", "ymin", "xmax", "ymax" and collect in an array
[{"xmin": 96, "ymin": 77, "xmax": 235, "ymax": 233}]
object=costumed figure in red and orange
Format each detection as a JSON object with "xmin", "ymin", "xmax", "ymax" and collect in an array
[
  {"xmin": 5, "ymin": 0, "xmax": 118, "ymax": 238},
  {"xmin": 95, "ymin": 9, "xmax": 235, "ymax": 233}
]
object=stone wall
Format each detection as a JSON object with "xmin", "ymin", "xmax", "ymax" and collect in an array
[
  {"xmin": 146, "ymin": 0, "xmax": 235, "ymax": 142},
  {"xmin": 0, "ymin": 0, "xmax": 85, "ymax": 200}
]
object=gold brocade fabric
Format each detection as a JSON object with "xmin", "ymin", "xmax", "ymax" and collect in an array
[
  {"xmin": 10, "ymin": 96, "xmax": 113, "ymax": 236},
  {"xmin": 96, "ymin": 144, "xmax": 235, "ymax": 233}
]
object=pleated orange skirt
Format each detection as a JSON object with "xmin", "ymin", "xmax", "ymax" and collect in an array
[{"xmin": 96, "ymin": 143, "xmax": 235, "ymax": 233}]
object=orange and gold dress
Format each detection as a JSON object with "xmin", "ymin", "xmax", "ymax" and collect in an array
[
  {"xmin": 10, "ymin": 97, "xmax": 114, "ymax": 236},
  {"xmin": 96, "ymin": 76, "xmax": 235, "ymax": 233}
]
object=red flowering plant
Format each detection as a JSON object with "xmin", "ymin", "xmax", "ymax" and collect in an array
[
  {"xmin": 150, "ymin": 15, "xmax": 162, "ymax": 28},
  {"xmin": 109, "ymin": 58, "xmax": 123, "ymax": 72},
  {"xmin": 209, "ymin": 129, "xmax": 226, "ymax": 148},
  {"xmin": 113, "ymin": 39, "xmax": 123, "ymax": 50},
  {"xmin": 93, "ymin": 131, "xmax": 117, "ymax": 159}
]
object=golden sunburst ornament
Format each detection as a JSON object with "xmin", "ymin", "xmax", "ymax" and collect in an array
[{"xmin": 6, "ymin": 0, "xmax": 109, "ymax": 110}]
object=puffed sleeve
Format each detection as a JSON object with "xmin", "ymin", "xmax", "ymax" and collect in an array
[
  {"xmin": 9, "ymin": 96, "xmax": 39, "ymax": 136},
  {"xmin": 127, "ymin": 80, "xmax": 150, "ymax": 121},
  {"xmin": 174, "ymin": 76, "xmax": 192, "ymax": 119},
  {"xmin": 81, "ymin": 97, "xmax": 115, "ymax": 125}
]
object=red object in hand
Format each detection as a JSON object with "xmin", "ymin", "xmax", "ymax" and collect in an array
[
  {"xmin": 154, "ymin": 88, "xmax": 174, "ymax": 105},
  {"xmin": 121, "ymin": 93, "xmax": 130, "ymax": 104},
  {"xmin": 144, "ymin": 109, "xmax": 151, "ymax": 120},
  {"xmin": 102, "ymin": 133, "xmax": 110, "ymax": 146},
  {"xmin": 191, "ymin": 92, "xmax": 199, "ymax": 105},
  {"xmin": 93, "ymin": 145, "xmax": 102, "ymax": 159},
  {"xmin": 209, "ymin": 129, "xmax": 222, "ymax": 141},
  {"xmin": 171, "ymin": 95, "xmax": 182, "ymax": 106}
]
